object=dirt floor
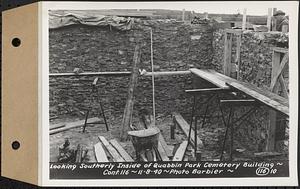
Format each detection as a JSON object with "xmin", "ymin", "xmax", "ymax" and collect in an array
[{"xmin": 50, "ymin": 113, "xmax": 287, "ymax": 162}]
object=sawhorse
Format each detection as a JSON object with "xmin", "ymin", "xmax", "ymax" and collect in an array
[{"xmin": 82, "ymin": 77, "xmax": 109, "ymax": 132}]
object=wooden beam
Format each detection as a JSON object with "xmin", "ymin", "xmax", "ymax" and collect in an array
[
  {"xmin": 185, "ymin": 88, "xmax": 226, "ymax": 94},
  {"xmin": 157, "ymin": 142, "xmax": 170, "ymax": 161},
  {"xmin": 49, "ymin": 123, "xmax": 65, "ymax": 130},
  {"xmin": 98, "ymin": 136, "xmax": 125, "ymax": 162},
  {"xmin": 172, "ymin": 113, "xmax": 203, "ymax": 149},
  {"xmin": 49, "ymin": 70, "xmax": 191, "ymax": 77},
  {"xmin": 120, "ymin": 43, "xmax": 142, "ymax": 141},
  {"xmin": 226, "ymin": 82, "xmax": 289, "ymax": 116},
  {"xmin": 50, "ymin": 117, "xmax": 101, "ymax": 135},
  {"xmin": 109, "ymin": 139, "xmax": 134, "ymax": 162},
  {"xmin": 270, "ymin": 53, "xmax": 288, "ymax": 90},
  {"xmin": 49, "ymin": 71, "xmax": 131, "ymax": 77},
  {"xmin": 267, "ymin": 8, "xmax": 272, "ymax": 31},
  {"xmin": 143, "ymin": 70, "xmax": 191, "ymax": 77},
  {"xmin": 172, "ymin": 141, "xmax": 188, "ymax": 161},
  {"xmin": 242, "ymin": 8, "xmax": 247, "ymax": 30},
  {"xmin": 94, "ymin": 142, "xmax": 109, "ymax": 162},
  {"xmin": 223, "ymin": 33, "xmax": 233, "ymax": 76}
]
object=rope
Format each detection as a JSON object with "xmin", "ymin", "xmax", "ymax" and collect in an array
[{"xmin": 150, "ymin": 29, "xmax": 156, "ymax": 126}]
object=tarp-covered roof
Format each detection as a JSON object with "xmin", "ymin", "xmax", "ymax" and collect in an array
[{"xmin": 49, "ymin": 10, "xmax": 135, "ymax": 30}]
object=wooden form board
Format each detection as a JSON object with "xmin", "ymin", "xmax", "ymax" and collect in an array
[{"xmin": 2, "ymin": 3, "xmax": 39, "ymax": 185}]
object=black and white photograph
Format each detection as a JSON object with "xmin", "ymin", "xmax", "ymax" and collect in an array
[{"xmin": 44, "ymin": 1, "xmax": 298, "ymax": 186}]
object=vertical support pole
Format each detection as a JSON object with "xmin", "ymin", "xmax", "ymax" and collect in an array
[
  {"xmin": 194, "ymin": 116, "xmax": 198, "ymax": 158},
  {"xmin": 267, "ymin": 8, "xmax": 273, "ymax": 32},
  {"xmin": 171, "ymin": 116, "xmax": 176, "ymax": 139},
  {"xmin": 236, "ymin": 33, "xmax": 242, "ymax": 80},
  {"xmin": 182, "ymin": 9, "xmax": 185, "ymax": 22},
  {"xmin": 150, "ymin": 29, "xmax": 156, "ymax": 127},
  {"xmin": 242, "ymin": 8, "xmax": 247, "ymax": 30},
  {"xmin": 224, "ymin": 32, "xmax": 232, "ymax": 76},
  {"xmin": 230, "ymin": 107, "xmax": 234, "ymax": 161},
  {"xmin": 266, "ymin": 50, "xmax": 280, "ymax": 151}
]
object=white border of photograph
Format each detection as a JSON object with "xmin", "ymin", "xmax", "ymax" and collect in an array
[{"xmin": 40, "ymin": 1, "xmax": 299, "ymax": 186}]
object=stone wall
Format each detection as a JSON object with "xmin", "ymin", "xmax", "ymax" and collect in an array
[
  {"xmin": 211, "ymin": 30, "xmax": 289, "ymax": 152},
  {"xmin": 49, "ymin": 21, "xmax": 215, "ymax": 120}
]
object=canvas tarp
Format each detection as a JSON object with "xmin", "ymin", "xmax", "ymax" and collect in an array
[{"xmin": 49, "ymin": 10, "xmax": 135, "ymax": 30}]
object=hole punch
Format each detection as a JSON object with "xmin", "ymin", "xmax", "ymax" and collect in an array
[
  {"xmin": 12, "ymin": 141, "xmax": 20, "ymax": 150},
  {"xmin": 12, "ymin": 38, "xmax": 21, "ymax": 47}
]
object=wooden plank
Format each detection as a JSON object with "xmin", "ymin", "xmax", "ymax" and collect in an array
[
  {"xmin": 173, "ymin": 113, "xmax": 204, "ymax": 149},
  {"xmin": 94, "ymin": 142, "xmax": 109, "ymax": 162},
  {"xmin": 50, "ymin": 117, "xmax": 101, "ymax": 135},
  {"xmin": 143, "ymin": 70, "xmax": 191, "ymax": 77},
  {"xmin": 49, "ymin": 123, "xmax": 65, "ymax": 130},
  {"xmin": 185, "ymin": 88, "xmax": 226, "ymax": 94},
  {"xmin": 109, "ymin": 139, "xmax": 134, "ymax": 162},
  {"xmin": 98, "ymin": 136, "xmax": 125, "ymax": 162},
  {"xmin": 190, "ymin": 69, "xmax": 230, "ymax": 89},
  {"xmin": 172, "ymin": 141, "xmax": 188, "ymax": 161},
  {"xmin": 158, "ymin": 134, "xmax": 173, "ymax": 158},
  {"xmin": 120, "ymin": 43, "xmax": 142, "ymax": 141},
  {"xmin": 254, "ymin": 151, "xmax": 283, "ymax": 157},
  {"xmin": 220, "ymin": 99, "xmax": 257, "ymax": 106},
  {"xmin": 157, "ymin": 142, "xmax": 169, "ymax": 161},
  {"xmin": 227, "ymin": 82, "xmax": 289, "ymax": 116}
]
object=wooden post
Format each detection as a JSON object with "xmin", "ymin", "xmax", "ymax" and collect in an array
[
  {"xmin": 236, "ymin": 34, "xmax": 242, "ymax": 80},
  {"xmin": 242, "ymin": 8, "xmax": 247, "ymax": 30},
  {"xmin": 224, "ymin": 32, "xmax": 233, "ymax": 76},
  {"xmin": 266, "ymin": 50, "xmax": 281, "ymax": 152},
  {"xmin": 182, "ymin": 9, "xmax": 185, "ymax": 22},
  {"xmin": 272, "ymin": 8, "xmax": 277, "ymax": 31},
  {"xmin": 267, "ymin": 8, "xmax": 273, "ymax": 31},
  {"xmin": 120, "ymin": 43, "xmax": 142, "ymax": 141}
]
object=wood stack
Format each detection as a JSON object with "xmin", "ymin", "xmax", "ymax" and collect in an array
[{"xmin": 94, "ymin": 136, "xmax": 134, "ymax": 162}]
